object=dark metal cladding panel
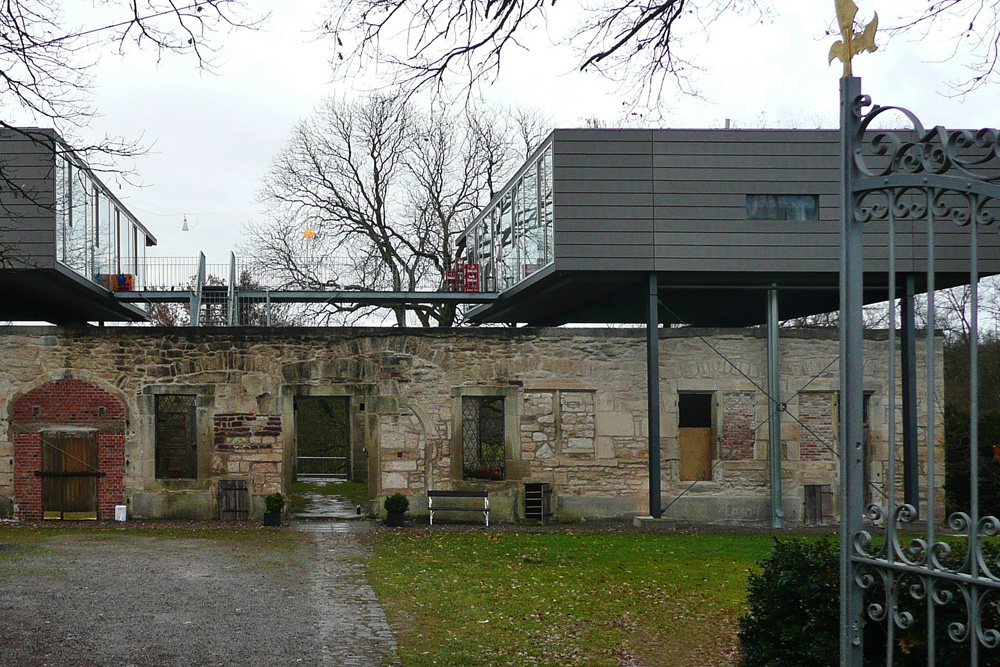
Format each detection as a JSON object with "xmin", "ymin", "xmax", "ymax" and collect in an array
[
  {"xmin": 543, "ymin": 128, "xmax": 1000, "ymax": 282},
  {"xmin": 551, "ymin": 130, "xmax": 654, "ymax": 271},
  {"xmin": 0, "ymin": 129, "xmax": 57, "ymax": 266},
  {"xmin": 650, "ymin": 130, "xmax": 850, "ymax": 274}
]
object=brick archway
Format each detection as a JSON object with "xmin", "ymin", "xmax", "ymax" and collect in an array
[{"xmin": 9, "ymin": 379, "xmax": 126, "ymax": 521}]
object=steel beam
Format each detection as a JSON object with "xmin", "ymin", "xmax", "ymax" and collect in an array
[
  {"xmin": 647, "ymin": 272, "xmax": 663, "ymax": 518},
  {"xmin": 900, "ymin": 272, "xmax": 919, "ymax": 514},
  {"xmin": 767, "ymin": 287, "xmax": 783, "ymax": 529},
  {"xmin": 117, "ymin": 290, "xmax": 499, "ymax": 305},
  {"xmin": 190, "ymin": 252, "xmax": 206, "ymax": 327}
]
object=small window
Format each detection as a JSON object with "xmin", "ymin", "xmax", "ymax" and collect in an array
[
  {"xmin": 155, "ymin": 395, "xmax": 198, "ymax": 479},
  {"xmin": 746, "ymin": 194, "xmax": 819, "ymax": 221},
  {"xmin": 462, "ymin": 396, "xmax": 505, "ymax": 480}
]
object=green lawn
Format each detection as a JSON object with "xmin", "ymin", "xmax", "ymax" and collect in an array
[{"xmin": 369, "ymin": 531, "xmax": 778, "ymax": 667}]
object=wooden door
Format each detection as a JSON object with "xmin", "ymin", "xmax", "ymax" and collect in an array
[{"xmin": 41, "ymin": 431, "xmax": 99, "ymax": 520}]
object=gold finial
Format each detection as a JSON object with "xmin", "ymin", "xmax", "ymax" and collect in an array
[{"xmin": 829, "ymin": 0, "xmax": 878, "ymax": 76}]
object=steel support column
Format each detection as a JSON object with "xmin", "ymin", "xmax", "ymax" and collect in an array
[
  {"xmin": 190, "ymin": 251, "xmax": 206, "ymax": 327},
  {"xmin": 647, "ymin": 272, "xmax": 663, "ymax": 518},
  {"xmin": 767, "ymin": 287, "xmax": 783, "ymax": 529},
  {"xmin": 839, "ymin": 75, "xmax": 865, "ymax": 667},
  {"xmin": 900, "ymin": 272, "xmax": 919, "ymax": 514}
]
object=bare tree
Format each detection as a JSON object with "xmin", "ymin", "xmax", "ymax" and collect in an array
[
  {"xmin": 246, "ymin": 95, "xmax": 542, "ymax": 326},
  {"xmin": 0, "ymin": 1, "xmax": 259, "ymax": 138},
  {"xmin": 320, "ymin": 0, "xmax": 766, "ymax": 103},
  {"xmin": 321, "ymin": 1, "xmax": 1000, "ymax": 102},
  {"xmin": 887, "ymin": 1, "xmax": 1000, "ymax": 94}
]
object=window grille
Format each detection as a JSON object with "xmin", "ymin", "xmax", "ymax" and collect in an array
[
  {"xmin": 462, "ymin": 396, "xmax": 505, "ymax": 480},
  {"xmin": 155, "ymin": 394, "xmax": 198, "ymax": 479}
]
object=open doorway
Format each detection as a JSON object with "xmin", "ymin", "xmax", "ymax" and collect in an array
[{"xmin": 294, "ymin": 397, "xmax": 351, "ymax": 482}]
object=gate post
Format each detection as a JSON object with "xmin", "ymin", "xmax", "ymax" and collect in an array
[{"xmin": 838, "ymin": 74, "xmax": 866, "ymax": 667}]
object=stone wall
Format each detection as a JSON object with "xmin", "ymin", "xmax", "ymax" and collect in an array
[{"xmin": 0, "ymin": 326, "xmax": 945, "ymax": 524}]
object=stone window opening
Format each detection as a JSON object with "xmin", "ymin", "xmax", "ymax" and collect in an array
[
  {"xmin": 155, "ymin": 394, "xmax": 198, "ymax": 479},
  {"xmin": 678, "ymin": 392, "xmax": 715, "ymax": 482},
  {"xmin": 462, "ymin": 396, "xmax": 506, "ymax": 480}
]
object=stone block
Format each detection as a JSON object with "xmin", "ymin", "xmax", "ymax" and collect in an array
[
  {"xmin": 565, "ymin": 438, "xmax": 594, "ymax": 452},
  {"xmin": 597, "ymin": 411, "xmax": 635, "ymax": 437},
  {"xmin": 595, "ymin": 437, "xmax": 615, "ymax": 459},
  {"xmin": 382, "ymin": 472, "xmax": 408, "ymax": 489},
  {"xmin": 382, "ymin": 460, "xmax": 417, "ymax": 472}
]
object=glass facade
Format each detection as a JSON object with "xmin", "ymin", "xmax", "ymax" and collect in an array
[
  {"xmin": 462, "ymin": 143, "xmax": 554, "ymax": 292},
  {"xmin": 53, "ymin": 150, "xmax": 148, "ymax": 289}
]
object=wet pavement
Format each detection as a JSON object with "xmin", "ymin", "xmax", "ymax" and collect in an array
[
  {"xmin": 295, "ymin": 522, "xmax": 400, "ymax": 666},
  {"xmin": 294, "ymin": 489, "xmax": 365, "ymax": 521}
]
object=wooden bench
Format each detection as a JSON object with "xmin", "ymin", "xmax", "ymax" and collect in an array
[{"xmin": 428, "ymin": 490, "xmax": 490, "ymax": 526}]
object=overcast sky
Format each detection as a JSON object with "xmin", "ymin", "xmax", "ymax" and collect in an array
[{"xmin": 15, "ymin": 1, "xmax": 999, "ymax": 268}]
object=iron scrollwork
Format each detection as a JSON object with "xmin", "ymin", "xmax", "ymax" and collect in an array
[{"xmin": 846, "ymin": 90, "xmax": 1000, "ymax": 660}]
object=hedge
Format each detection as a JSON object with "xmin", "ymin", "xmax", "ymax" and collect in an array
[{"xmin": 738, "ymin": 539, "xmax": 1000, "ymax": 666}]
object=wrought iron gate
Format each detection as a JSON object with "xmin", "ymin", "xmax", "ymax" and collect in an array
[{"xmin": 840, "ymin": 75, "xmax": 1000, "ymax": 665}]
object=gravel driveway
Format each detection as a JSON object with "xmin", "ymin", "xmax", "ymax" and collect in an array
[{"xmin": 0, "ymin": 521, "xmax": 399, "ymax": 666}]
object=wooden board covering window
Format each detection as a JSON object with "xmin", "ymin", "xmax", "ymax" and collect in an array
[{"xmin": 679, "ymin": 428, "xmax": 713, "ymax": 482}]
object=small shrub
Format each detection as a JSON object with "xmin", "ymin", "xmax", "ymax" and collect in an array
[
  {"xmin": 264, "ymin": 492, "xmax": 285, "ymax": 514},
  {"xmin": 384, "ymin": 493, "xmax": 409, "ymax": 514},
  {"xmin": 738, "ymin": 538, "xmax": 840, "ymax": 667},
  {"xmin": 739, "ymin": 538, "xmax": 1000, "ymax": 666}
]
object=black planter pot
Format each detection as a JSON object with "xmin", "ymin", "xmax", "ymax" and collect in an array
[
  {"xmin": 263, "ymin": 511, "xmax": 282, "ymax": 527},
  {"xmin": 384, "ymin": 511, "xmax": 405, "ymax": 527}
]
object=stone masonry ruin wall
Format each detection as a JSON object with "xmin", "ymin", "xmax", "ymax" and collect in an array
[{"xmin": 0, "ymin": 326, "xmax": 943, "ymax": 524}]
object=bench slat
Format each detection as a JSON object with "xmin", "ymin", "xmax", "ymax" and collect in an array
[{"xmin": 428, "ymin": 491, "xmax": 488, "ymax": 498}]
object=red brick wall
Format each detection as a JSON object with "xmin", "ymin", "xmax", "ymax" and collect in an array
[
  {"xmin": 799, "ymin": 392, "xmax": 836, "ymax": 461},
  {"xmin": 10, "ymin": 379, "xmax": 126, "ymax": 521},
  {"xmin": 720, "ymin": 391, "xmax": 756, "ymax": 460}
]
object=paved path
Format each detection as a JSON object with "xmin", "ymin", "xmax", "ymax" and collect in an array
[
  {"xmin": 295, "ymin": 521, "xmax": 401, "ymax": 666},
  {"xmin": 294, "ymin": 491, "xmax": 365, "ymax": 520},
  {"xmin": 0, "ymin": 520, "xmax": 400, "ymax": 666}
]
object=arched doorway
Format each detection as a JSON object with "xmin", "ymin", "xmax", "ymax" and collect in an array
[{"xmin": 10, "ymin": 378, "xmax": 126, "ymax": 521}]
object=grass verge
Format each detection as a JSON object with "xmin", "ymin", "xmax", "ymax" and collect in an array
[{"xmin": 369, "ymin": 531, "xmax": 776, "ymax": 667}]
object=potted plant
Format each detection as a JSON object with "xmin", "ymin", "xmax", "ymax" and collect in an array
[
  {"xmin": 263, "ymin": 492, "xmax": 284, "ymax": 527},
  {"xmin": 383, "ymin": 493, "xmax": 409, "ymax": 527}
]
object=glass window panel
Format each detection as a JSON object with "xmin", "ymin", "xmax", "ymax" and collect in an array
[
  {"xmin": 55, "ymin": 156, "xmax": 69, "ymax": 263},
  {"xmin": 521, "ymin": 163, "xmax": 541, "ymax": 277},
  {"xmin": 64, "ymin": 165, "xmax": 89, "ymax": 275},
  {"xmin": 746, "ymin": 194, "xmax": 818, "ymax": 221},
  {"xmin": 498, "ymin": 193, "xmax": 514, "ymax": 289},
  {"xmin": 95, "ymin": 194, "xmax": 114, "ymax": 277},
  {"xmin": 116, "ymin": 208, "xmax": 125, "ymax": 273},
  {"xmin": 541, "ymin": 147, "xmax": 553, "ymax": 265},
  {"xmin": 783, "ymin": 195, "xmax": 818, "ymax": 221}
]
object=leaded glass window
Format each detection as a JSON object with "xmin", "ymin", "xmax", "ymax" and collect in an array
[{"xmin": 462, "ymin": 396, "xmax": 505, "ymax": 480}]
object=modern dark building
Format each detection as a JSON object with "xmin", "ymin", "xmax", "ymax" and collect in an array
[
  {"xmin": 458, "ymin": 128, "xmax": 998, "ymax": 326},
  {"xmin": 0, "ymin": 127, "xmax": 155, "ymax": 324}
]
